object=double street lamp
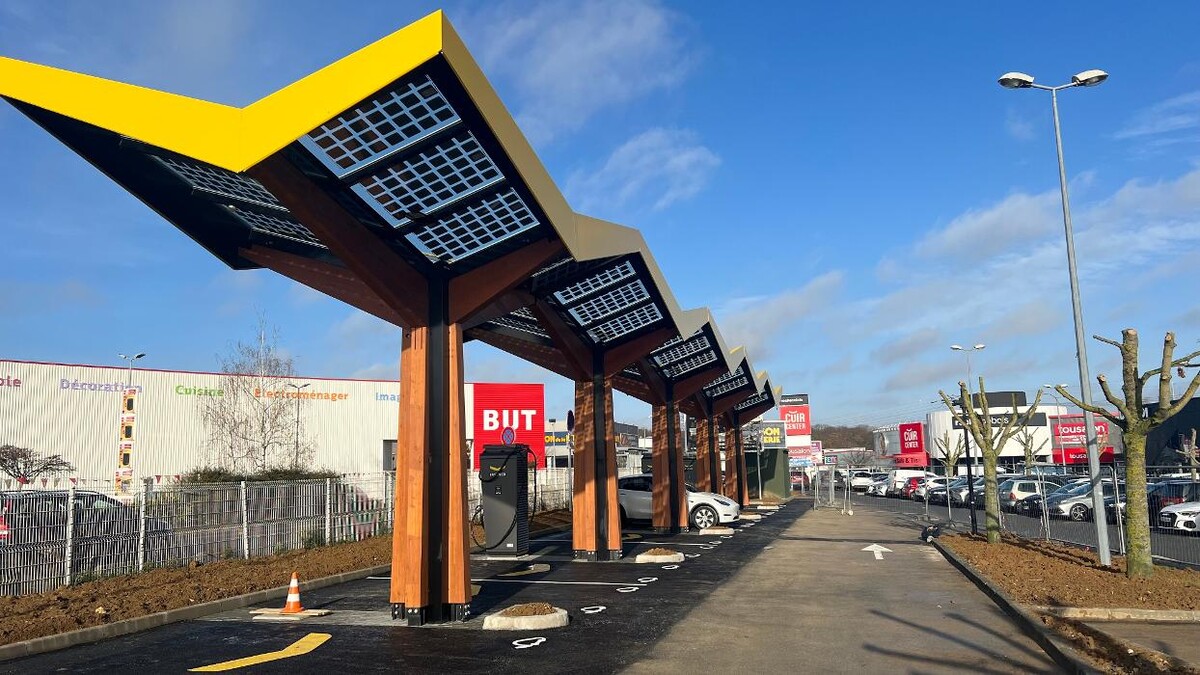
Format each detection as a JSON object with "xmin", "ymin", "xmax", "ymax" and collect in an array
[
  {"xmin": 1000, "ymin": 68, "xmax": 1112, "ymax": 566},
  {"xmin": 118, "ymin": 352, "xmax": 146, "ymax": 390}
]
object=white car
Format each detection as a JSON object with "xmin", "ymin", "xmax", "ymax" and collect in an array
[
  {"xmin": 912, "ymin": 477, "xmax": 952, "ymax": 500},
  {"xmin": 1156, "ymin": 500, "xmax": 1200, "ymax": 534},
  {"xmin": 865, "ymin": 477, "xmax": 890, "ymax": 496},
  {"xmin": 849, "ymin": 471, "xmax": 879, "ymax": 491},
  {"xmin": 617, "ymin": 474, "xmax": 740, "ymax": 530}
]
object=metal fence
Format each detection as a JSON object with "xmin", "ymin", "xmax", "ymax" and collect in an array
[
  {"xmin": 840, "ymin": 465, "xmax": 1200, "ymax": 569},
  {"xmin": 1, "ymin": 466, "xmax": 642, "ymax": 597}
]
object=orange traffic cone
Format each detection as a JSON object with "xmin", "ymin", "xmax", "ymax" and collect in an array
[{"xmin": 281, "ymin": 572, "xmax": 304, "ymax": 614}]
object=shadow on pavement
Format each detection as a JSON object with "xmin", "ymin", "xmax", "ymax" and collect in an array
[{"xmin": 863, "ymin": 608, "xmax": 1058, "ymax": 674}]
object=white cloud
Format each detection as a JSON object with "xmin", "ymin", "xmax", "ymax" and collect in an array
[
  {"xmin": 461, "ymin": 0, "xmax": 698, "ymax": 144},
  {"xmin": 351, "ymin": 362, "xmax": 397, "ymax": 381},
  {"xmin": 870, "ymin": 328, "xmax": 941, "ymax": 362},
  {"xmin": 717, "ymin": 271, "xmax": 844, "ymax": 361},
  {"xmin": 1114, "ymin": 91, "xmax": 1200, "ymax": 140},
  {"xmin": 913, "ymin": 189, "xmax": 1061, "ymax": 260},
  {"xmin": 566, "ymin": 128, "xmax": 719, "ymax": 214}
]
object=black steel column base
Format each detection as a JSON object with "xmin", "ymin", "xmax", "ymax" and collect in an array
[
  {"xmin": 391, "ymin": 603, "xmax": 404, "ymax": 620},
  {"xmin": 406, "ymin": 606, "xmax": 427, "ymax": 627},
  {"xmin": 574, "ymin": 549, "xmax": 598, "ymax": 561},
  {"xmin": 447, "ymin": 602, "xmax": 470, "ymax": 622},
  {"xmin": 653, "ymin": 527, "xmax": 670, "ymax": 534},
  {"xmin": 603, "ymin": 549, "xmax": 623, "ymax": 561}
]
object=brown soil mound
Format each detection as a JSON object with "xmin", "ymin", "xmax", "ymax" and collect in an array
[
  {"xmin": 940, "ymin": 533, "xmax": 1200, "ymax": 610},
  {"xmin": 0, "ymin": 535, "xmax": 390, "ymax": 646},
  {"xmin": 497, "ymin": 602, "xmax": 555, "ymax": 617},
  {"xmin": 645, "ymin": 547, "xmax": 677, "ymax": 556},
  {"xmin": 1041, "ymin": 614, "xmax": 1200, "ymax": 675}
]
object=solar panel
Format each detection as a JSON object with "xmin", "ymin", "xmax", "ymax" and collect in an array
[
  {"xmin": 706, "ymin": 366, "xmax": 745, "ymax": 389},
  {"xmin": 552, "ymin": 260, "xmax": 636, "ymax": 305},
  {"xmin": 154, "ymin": 156, "xmax": 284, "ymax": 211},
  {"xmin": 669, "ymin": 350, "xmax": 718, "ymax": 378},
  {"xmin": 566, "ymin": 280, "xmax": 649, "ymax": 327},
  {"xmin": 225, "ymin": 206, "xmax": 325, "ymax": 248},
  {"xmin": 302, "ymin": 76, "xmax": 459, "ymax": 176},
  {"xmin": 489, "ymin": 314, "xmax": 549, "ymax": 340},
  {"xmin": 651, "ymin": 334, "xmax": 711, "ymax": 368},
  {"xmin": 586, "ymin": 303, "xmax": 663, "ymax": 344},
  {"xmin": 407, "ymin": 188, "xmax": 539, "ymax": 263},
  {"xmin": 708, "ymin": 375, "xmax": 749, "ymax": 398},
  {"xmin": 351, "ymin": 131, "xmax": 504, "ymax": 224},
  {"xmin": 734, "ymin": 391, "xmax": 770, "ymax": 411}
]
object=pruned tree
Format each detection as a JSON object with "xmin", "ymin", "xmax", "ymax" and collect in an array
[
  {"xmin": 840, "ymin": 447, "xmax": 876, "ymax": 467},
  {"xmin": 1179, "ymin": 429, "xmax": 1200, "ymax": 481},
  {"xmin": 1058, "ymin": 329, "xmax": 1200, "ymax": 578},
  {"xmin": 1013, "ymin": 426, "xmax": 1049, "ymax": 469},
  {"xmin": 939, "ymin": 380, "xmax": 1042, "ymax": 544},
  {"xmin": 0, "ymin": 445, "xmax": 75, "ymax": 489},
  {"xmin": 934, "ymin": 431, "xmax": 965, "ymax": 476},
  {"xmin": 199, "ymin": 317, "xmax": 311, "ymax": 473}
]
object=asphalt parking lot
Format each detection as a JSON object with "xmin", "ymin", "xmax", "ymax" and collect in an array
[{"xmin": 2, "ymin": 504, "xmax": 804, "ymax": 674}]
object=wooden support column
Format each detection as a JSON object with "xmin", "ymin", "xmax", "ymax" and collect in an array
[
  {"xmin": 388, "ymin": 280, "xmax": 470, "ymax": 626},
  {"xmin": 712, "ymin": 420, "xmax": 725, "ymax": 498},
  {"xmin": 694, "ymin": 417, "xmax": 712, "ymax": 493},
  {"xmin": 572, "ymin": 357, "xmax": 622, "ymax": 560},
  {"xmin": 651, "ymin": 392, "xmax": 687, "ymax": 533},
  {"xmin": 734, "ymin": 424, "xmax": 749, "ymax": 507},
  {"xmin": 723, "ymin": 422, "xmax": 739, "ymax": 500}
]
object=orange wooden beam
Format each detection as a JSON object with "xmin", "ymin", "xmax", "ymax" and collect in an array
[
  {"xmin": 531, "ymin": 300, "xmax": 592, "ymax": 380},
  {"xmin": 449, "ymin": 239, "xmax": 564, "ymax": 324},
  {"xmin": 602, "ymin": 326, "xmax": 675, "ymax": 376}
]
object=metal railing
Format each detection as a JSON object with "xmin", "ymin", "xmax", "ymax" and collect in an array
[
  {"xmin": 1, "ymin": 466, "xmax": 642, "ymax": 597},
  {"xmin": 841, "ymin": 465, "xmax": 1200, "ymax": 568}
]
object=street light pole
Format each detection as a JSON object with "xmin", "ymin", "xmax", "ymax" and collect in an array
[
  {"xmin": 1000, "ymin": 68, "xmax": 1112, "ymax": 566},
  {"xmin": 951, "ymin": 344, "xmax": 985, "ymax": 534},
  {"xmin": 1042, "ymin": 384, "xmax": 1070, "ymax": 472},
  {"xmin": 286, "ymin": 382, "xmax": 310, "ymax": 467}
]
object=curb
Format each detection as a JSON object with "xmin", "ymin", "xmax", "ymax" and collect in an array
[
  {"xmin": 1033, "ymin": 606, "xmax": 1200, "ymax": 623},
  {"xmin": 932, "ymin": 540, "xmax": 1100, "ymax": 675},
  {"xmin": 0, "ymin": 563, "xmax": 391, "ymax": 663}
]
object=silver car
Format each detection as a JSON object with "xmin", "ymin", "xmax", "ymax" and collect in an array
[{"xmin": 617, "ymin": 474, "xmax": 740, "ymax": 529}]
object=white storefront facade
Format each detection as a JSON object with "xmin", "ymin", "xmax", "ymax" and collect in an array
[{"xmin": 0, "ymin": 359, "xmax": 543, "ymax": 489}]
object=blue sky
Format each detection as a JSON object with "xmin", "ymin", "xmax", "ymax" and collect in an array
[{"xmin": 2, "ymin": 1, "xmax": 1200, "ymax": 428}]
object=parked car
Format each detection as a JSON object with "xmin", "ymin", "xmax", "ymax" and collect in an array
[
  {"xmin": 1045, "ymin": 481, "xmax": 1123, "ymax": 521},
  {"xmin": 849, "ymin": 471, "xmax": 880, "ymax": 491},
  {"xmin": 999, "ymin": 476, "xmax": 1068, "ymax": 512},
  {"xmin": 886, "ymin": 470, "xmax": 938, "ymax": 497},
  {"xmin": 912, "ymin": 477, "xmax": 953, "ymax": 501},
  {"xmin": 1156, "ymin": 500, "xmax": 1200, "ymax": 534},
  {"xmin": 899, "ymin": 477, "xmax": 924, "ymax": 500},
  {"xmin": 1, "ymin": 490, "xmax": 173, "ymax": 593},
  {"xmin": 617, "ymin": 474, "xmax": 739, "ymax": 530},
  {"xmin": 865, "ymin": 477, "xmax": 890, "ymax": 496},
  {"xmin": 929, "ymin": 477, "xmax": 966, "ymax": 505},
  {"xmin": 1147, "ymin": 481, "xmax": 1200, "ymax": 521}
]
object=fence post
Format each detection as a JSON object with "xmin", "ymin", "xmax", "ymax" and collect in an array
[
  {"xmin": 383, "ymin": 471, "xmax": 391, "ymax": 530},
  {"xmin": 63, "ymin": 484, "xmax": 76, "ymax": 587},
  {"xmin": 240, "ymin": 480, "xmax": 250, "ymax": 559},
  {"xmin": 325, "ymin": 477, "xmax": 333, "ymax": 545},
  {"xmin": 137, "ymin": 477, "xmax": 150, "ymax": 571}
]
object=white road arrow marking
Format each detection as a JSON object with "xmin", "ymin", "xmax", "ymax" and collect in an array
[{"xmin": 862, "ymin": 544, "xmax": 893, "ymax": 560}]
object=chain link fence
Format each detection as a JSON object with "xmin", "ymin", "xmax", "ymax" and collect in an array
[
  {"xmin": 1, "ymin": 465, "xmax": 642, "ymax": 597},
  {"xmin": 830, "ymin": 465, "xmax": 1200, "ymax": 568}
]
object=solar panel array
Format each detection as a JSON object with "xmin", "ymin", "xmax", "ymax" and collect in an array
[
  {"xmin": 298, "ymin": 73, "xmax": 545, "ymax": 268},
  {"xmin": 734, "ymin": 390, "xmax": 771, "ymax": 412}
]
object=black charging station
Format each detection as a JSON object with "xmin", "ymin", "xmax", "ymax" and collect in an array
[{"xmin": 478, "ymin": 444, "xmax": 530, "ymax": 556}]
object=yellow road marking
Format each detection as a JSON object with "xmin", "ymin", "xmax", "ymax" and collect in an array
[
  {"xmin": 188, "ymin": 633, "xmax": 330, "ymax": 672},
  {"xmin": 622, "ymin": 533, "xmax": 642, "ymax": 541}
]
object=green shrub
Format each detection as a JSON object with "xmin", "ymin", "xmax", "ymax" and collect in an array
[{"xmin": 181, "ymin": 465, "xmax": 339, "ymax": 483}]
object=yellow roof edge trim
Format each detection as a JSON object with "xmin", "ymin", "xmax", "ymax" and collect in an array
[{"xmin": 0, "ymin": 11, "xmax": 446, "ymax": 172}]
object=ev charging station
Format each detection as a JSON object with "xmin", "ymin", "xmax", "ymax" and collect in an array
[{"xmin": 478, "ymin": 444, "xmax": 530, "ymax": 556}]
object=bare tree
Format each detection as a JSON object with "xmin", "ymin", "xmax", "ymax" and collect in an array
[
  {"xmin": 934, "ymin": 431, "xmax": 965, "ymax": 475},
  {"xmin": 841, "ymin": 447, "xmax": 876, "ymax": 467},
  {"xmin": 0, "ymin": 445, "xmax": 75, "ymax": 489},
  {"xmin": 1058, "ymin": 329, "xmax": 1200, "ymax": 578},
  {"xmin": 1013, "ymin": 426, "xmax": 1049, "ymax": 470},
  {"xmin": 199, "ymin": 317, "xmax": 310, "ymax": 473},
  {"xmin": 939, "ymin": 380, "xmax": 1042, "ymax": 544},
  {"xmin": 1179, "ymin": 429, "xmax": 1200, "ymax": 481}
]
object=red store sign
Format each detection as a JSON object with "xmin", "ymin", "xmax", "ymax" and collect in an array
[{"xmin": 472, "ymin": 383, "xmax": 546, "ymax": 468}]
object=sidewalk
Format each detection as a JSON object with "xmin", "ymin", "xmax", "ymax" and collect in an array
[{"xmin": 625, "ymin": 502, "xmax": 1061, "ymax": 674}]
